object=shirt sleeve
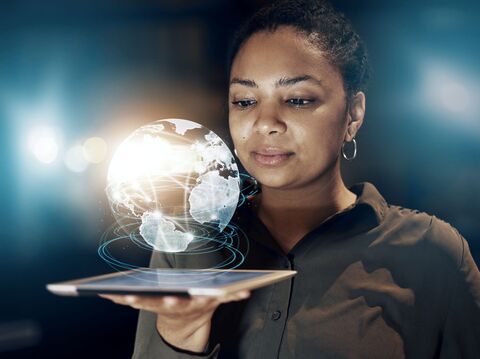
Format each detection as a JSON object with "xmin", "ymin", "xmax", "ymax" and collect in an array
[
  {"xmin": 437, "ymin": 224, "xmax": 480, "ymax": 358},
  {"xmin": 131, "ymin": 251, "xmax": 221, "ymax": 359}
]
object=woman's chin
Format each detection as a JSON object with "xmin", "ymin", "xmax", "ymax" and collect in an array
[{"xmin": 253, "ymin": 173, "xmax": 296, "ymax": 190}]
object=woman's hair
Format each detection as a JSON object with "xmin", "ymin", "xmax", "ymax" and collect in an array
[{"xmin": 228, "ymin": 0, "xmax": 371, "ymax": 98}]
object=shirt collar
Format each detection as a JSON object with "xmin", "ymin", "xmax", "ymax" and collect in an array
[
  {"xmin": 236, "ymin": 182, "xmax": 387, "ymax": 256},
  {"xmin": 348, "ymin": 182, "xmax": 387, "ymax": 227},
  {"xmin": 294, "ymin": 182, "xmax": 387, "ymax": 246}
]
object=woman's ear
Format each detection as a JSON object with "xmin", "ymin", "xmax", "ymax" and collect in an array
[{"xmin": 345, "ymin": 91, "xmax": 366, "ymax": 141}]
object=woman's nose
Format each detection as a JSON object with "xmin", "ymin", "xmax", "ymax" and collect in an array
[{"xmin": 253, "ymin": 103, "xmax": 287, "ymax": 135}]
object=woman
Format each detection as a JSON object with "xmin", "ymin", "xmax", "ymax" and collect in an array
[{"xmin": 103, "ymin": 1, "xmax": 480, "ymax": 358}]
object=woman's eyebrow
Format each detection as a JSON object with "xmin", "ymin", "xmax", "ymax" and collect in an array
[
  {"xmin": 276, "ymin": 75, "xmax": 323, "ymax": 88},
  {"xmin": 229, "ymin": 75, "xmax": 322, "ymax": 88},
  {"xmin": 230, "ymin": 78, "xmax": 258, "ymax": 88}
]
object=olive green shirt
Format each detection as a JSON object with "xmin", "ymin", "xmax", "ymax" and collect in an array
[{"xmin": 132, "ymin": 182, "xmax": 480, "ymax": 358}]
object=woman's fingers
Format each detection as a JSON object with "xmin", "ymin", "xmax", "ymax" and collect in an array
[{"xmin": 99, "ymin": 290, "xmax": 251, "ymax": 352}]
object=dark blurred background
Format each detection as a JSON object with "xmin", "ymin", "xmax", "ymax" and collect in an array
[{"xmin": 1, "ymin": 0, "xmax": 479, "ymax": 357}]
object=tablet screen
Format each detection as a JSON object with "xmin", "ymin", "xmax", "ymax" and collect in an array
[{"xmin": 84, "ymin": 269, "xmax": 269, "ymax": 289}]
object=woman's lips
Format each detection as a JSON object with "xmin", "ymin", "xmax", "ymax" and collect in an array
[{"xmin": 251, "ymin": 149, "xmax": 294, "ymax": 166}]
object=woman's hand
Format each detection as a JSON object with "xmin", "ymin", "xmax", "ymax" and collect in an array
[{"xmin": 100, "ymin": 291, "xmax": 250, "ymax": 353}]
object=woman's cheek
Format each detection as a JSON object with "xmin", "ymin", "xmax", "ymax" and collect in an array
[{"xmin": 230, "ymin": 120, "xmax": 248, "ymax": 146}]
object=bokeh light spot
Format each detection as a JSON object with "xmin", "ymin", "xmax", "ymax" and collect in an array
[
  {"xmin": 27, "ymin": 126, "xmax": 60, "ymax": 164},
  {"xmin": 439, "ymin": 82, "xmax": 471, "ymax": 113},
  {"xmin": 64, "ymin": 145, "xmax": 89, "ymax": 173},
  {"xmin": 82, "ymin": 137, "xmax": 108, "ymax": 164}
]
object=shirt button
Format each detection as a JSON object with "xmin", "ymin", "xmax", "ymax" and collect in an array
[{"xmin": 271, "ymin": 310, "xmax": 282, "ymax": 321}]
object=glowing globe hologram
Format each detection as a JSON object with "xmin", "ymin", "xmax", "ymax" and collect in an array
[{"xmin": 106, "ymin": 119, "xmax": 240, "ymax": 253}]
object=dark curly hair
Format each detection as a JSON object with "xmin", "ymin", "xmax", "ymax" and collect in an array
[{"xmin": 228, "ymin": 0, "xmax": 370, "ymax": 98}]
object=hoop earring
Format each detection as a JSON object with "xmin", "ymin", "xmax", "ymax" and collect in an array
[
  {"xmin": 342, "ymin": 138, "xmax": 357, "ymax": 161},
  {"xmin": 234, "ymin": 148, "xmax": 238, "ymax": 157}
]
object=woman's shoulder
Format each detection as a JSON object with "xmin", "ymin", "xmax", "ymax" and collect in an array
[{"xmin": 381, "ymin": 203, "xmax": 466, "ymax": 270}]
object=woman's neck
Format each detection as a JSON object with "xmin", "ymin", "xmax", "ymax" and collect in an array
[{"xmin": 253, "ymin": 167, "xmax": 357, "ymax": 254}]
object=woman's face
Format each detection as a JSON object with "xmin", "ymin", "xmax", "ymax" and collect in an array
[{"xmin": 228, "ymin": 26, "xmax": 364, "ymax": 190}]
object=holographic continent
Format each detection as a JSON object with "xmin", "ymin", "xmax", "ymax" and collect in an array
[{"xmin": 106, "ymin": 119, "xmax": 240, "ymax": 252}]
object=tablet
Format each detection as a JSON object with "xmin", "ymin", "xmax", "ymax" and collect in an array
[{"xmin": 46, "ymin": 268, "xmax": 297, "ymax": 297}]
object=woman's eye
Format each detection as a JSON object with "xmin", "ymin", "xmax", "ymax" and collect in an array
[
  {"xmin": 231, "ymin": 99, "xmax": 257, "ymax": 108},
  {"xmin": 286, "ymin": 98, "xmax": 314, "ymax": 107}
]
